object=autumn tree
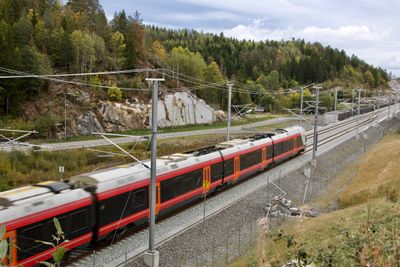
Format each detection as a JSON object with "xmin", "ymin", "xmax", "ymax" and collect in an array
[{"xmin": 109, "ymin": 31, "xmax": 126, "ymax": 70}]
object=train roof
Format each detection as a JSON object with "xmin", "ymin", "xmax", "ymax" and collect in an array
[
  {"xmin": 70, "ymin": 126, "xmax": 305, "ymax": 193},
  {"xmin": 0, "ymin": 181, "xmax": 91, "ymax": 226}
]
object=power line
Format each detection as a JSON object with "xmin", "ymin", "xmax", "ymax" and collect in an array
[
  {"xmin": 0, "ymin": 67, "xmax": 148, "ymax": 91},
  {"xmin": 0, "ymin": 68, "xmax": 160, "ymax": 79}
]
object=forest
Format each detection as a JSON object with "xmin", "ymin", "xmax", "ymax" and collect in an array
[{"xmin": 0, "ymin": 0, "xmax": 389, "ymax": 117}]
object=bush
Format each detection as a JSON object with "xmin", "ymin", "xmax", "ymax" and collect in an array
[
  {"xmin": 33, "ymin": 114, "xmax": 61, "ymax": 138},
  {"xmin": 107, "ymin": 85, "xmax": 123, "ymax": 101}
]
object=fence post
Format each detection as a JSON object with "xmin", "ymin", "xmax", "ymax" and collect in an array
[
  {"xmin": 92, "ymin": 250, "xmax": 96, "ymax": 267},
  {"xmin": 238, "ymin": 227, "xmax": 241, "ymax": 256},
  {"xmin": 225, "ymin": 232, "xmax": 229, "ymax": 264},
  {"xmin": 211, "ymin": 237, "xmax": 215, "ymax": 265},
  {"xmin": 249, "ymin": 220, "xmax": 253, "ymax": 244}
]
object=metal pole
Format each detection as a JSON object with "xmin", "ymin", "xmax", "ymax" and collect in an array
[
  {"xmin": 312, "ymin": 87, "xmax": 320, "ymax": 161},
  {"xmin": 149, "ymin": 80, "xmax": 158, "ymax": 253},
  {"xmin": 351, "ymin": 89, "xmax": 355, "ymax": 116},
  {"xmin": 377, "ymin": 91, "xmax": 380, "ymax": 110},
  {"xmin": 227, "ymin": 82, "xmax": 233, "ymax": 141},
  {"xmin": 64, "ymin": 92, "xmax": 67, "ymax": 140},
  {"xmin": 357, "ymin": 89, "xmax": 361, "ymax": 135},
  {"xmin": 144, "ymin": 78, "xmax": 164, "ymax": 267},
  {"xmin": 334, "ymin": 88, "xmax": 338, "ymax": 121},
  {"xmin": 300, "ymin": 86, "xmax": 304, "ymax": 118}
]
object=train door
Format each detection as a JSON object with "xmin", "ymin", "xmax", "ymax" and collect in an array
[
  {"xmin": 202, "ymin": 166, "xmax": 211, "ymax": 193},
  {"xmin": 1, "ymin": 230, "xmax": 17, "ymax": 267},
  {"xmin": 233, "ymin": 156, "xmax": 240, "ymax": 183},
  {"xmin": 156, "ymin": 182, "xmax": 161, "ymax": 215},
  {"xmin": 262, "ymin": 147, "xmax": 267, "ymax": 168}
]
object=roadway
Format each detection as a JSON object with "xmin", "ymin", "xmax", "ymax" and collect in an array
[{"xmin": 0, "ymin": 116, "xmax": 299, "ymax": 152}]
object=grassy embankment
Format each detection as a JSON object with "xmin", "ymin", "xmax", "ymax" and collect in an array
[{"xmin": 231, "ymin": 134, "xmax": 400, "ymax": 267}]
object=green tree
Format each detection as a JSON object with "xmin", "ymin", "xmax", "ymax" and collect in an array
[
  {"xmin": 14, "ymin": 13, "xmax": 34, "ymax": 47},
  {"xmin": 266, "ymin": 70, "xmax": 280, "ymax": 91},
  {"xmin": 169, "ymin": 46, "xmax": 207, "ymax": 84},
  {"xmin": 70, "ymin": 30, "xmax": 96, "ymax": 72},
  {"xmin": 201, "ymin": 61, "xmax": 224, "ymax": 103}
]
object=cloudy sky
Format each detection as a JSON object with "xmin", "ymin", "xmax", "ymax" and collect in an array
[{"xmin": 100, "ymin": 0, "xmax": 400, "ymax": 77}]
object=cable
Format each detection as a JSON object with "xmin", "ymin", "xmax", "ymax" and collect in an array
[
  {"xmin": 0, "ymin": 67, "xmax": 149, "ymax": 91},
  {"xmin": 0, "ymin": 68, "xmax": 160, "ymax": 79}
]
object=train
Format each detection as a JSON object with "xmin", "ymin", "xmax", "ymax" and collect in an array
[{"xmin": 0, "ymin": 126, "xmax": 306, "ymax": 266}]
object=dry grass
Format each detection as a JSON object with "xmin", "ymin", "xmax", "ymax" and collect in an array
[
  {"xmin": 231, "ymin": 133, "xmax": 400, "ymax": 266},
  {"xmin": 316, "ymin": 134, "xmax": 400, "ymax": 209}
]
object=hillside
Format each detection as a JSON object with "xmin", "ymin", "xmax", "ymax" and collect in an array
[
  {"xmin": 0, "ymin": 0, "xmax": 388, "ymax": 138},
  {"xmin": 232, "ymin": 133, "xmax": 400, "ymax": 266}
]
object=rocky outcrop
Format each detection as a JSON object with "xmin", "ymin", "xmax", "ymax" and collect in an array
[
  {"xmin": 389, "ymin": 79, "xmax": 400, "ymax": 94},
  {"xmin": 156, "ymin": 92, "xmax": 215, "ymax": 127},
  {"xmin": 75, "ymin": 111, "xmax": 104, "ymax": 135},
  {"xmin": 72, "ymin": 91, "xmax": 223, "ymax": 135}
]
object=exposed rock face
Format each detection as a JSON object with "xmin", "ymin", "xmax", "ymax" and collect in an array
[
  {"xmin": 72, "ymin": 91, "xmax": 222, "ymax": 135},
  {"xmin": 76, "ymin": 111, "xmax": 104, "ymax": 135},
  {"xmin": 156, "ymin": 92, "xmax": 215, "ymax": 128},
  {"xmin": 213, "ymin": 110, "xmax": 227, "ymax": 122},
  {"xmin": 389, "ymin": 79, "xmax": 400, "ymax": 94},
  {"xmin": 97, "ymin": 100, "xmax": 149, "ymax": 132}
]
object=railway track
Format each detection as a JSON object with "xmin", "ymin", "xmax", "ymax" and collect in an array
[{"xmin": 69, "ymin": 106, "xmax": 396, "ymax": 267}]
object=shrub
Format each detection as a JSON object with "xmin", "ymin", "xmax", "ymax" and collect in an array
[{"xmin": 107, "ymin": 85, "xmax": 123, "ymax": 101}]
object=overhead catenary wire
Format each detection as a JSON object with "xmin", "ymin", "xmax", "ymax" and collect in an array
[
  {"xmin": 0, "ymin": 67, "xmax": 149, "ymax": 91},
  {"xmin": 0, "ymin": 65, "xmax": 316, "ymax": 97},
  {"xmin": 0, "ymin": 68, "xmax": 160, "ymax": 79}
]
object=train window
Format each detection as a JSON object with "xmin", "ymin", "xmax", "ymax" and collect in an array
[
  {"xmin": 274, "ymin": 142, "xmax": 284, "ymax": 155},
  {"xmin": 133, "ymin": 188, "xmax": 146, "ymax": 209},
  {"xmin": 17, "ymin": 206, "xmax": 93, "ymax": 261},
  {"xmin": 211, "ymin": 162, "xmax": 223, "ymax": 182},
  {"xmin": 161, "ymin": 179, "xmax": 174, "ymax": 202},
  {"xmin": 284, "ymin": 140, "xmax": 293, "ymax": 152},
  {"xmin": 160, "ymin": 169, "xmax": 202, "ymax": 202},
  {"xmin": 174, "ymin": 176, "xmax": 184, "ymax": 195},
  {"xmin": 224, "ymin": 159, "xmax": 234, "ymax": 176},
  {"xmin": 69, "ymin": 209, "xmax": 88, "ymax": 234},
  {"xmin": 266, "ymin": 146, "xmax": 273, "ymax": 159},
  {"xmin": 240, "ymin": 150, "xmax": 262, "ymax": 170},
  {"xmin": 119, "ymin": 188, "xmax": 149, "ymax": 218},
  {"xmin": 297, "ymin": 136, "xmax": 303, "ymax": 146}
]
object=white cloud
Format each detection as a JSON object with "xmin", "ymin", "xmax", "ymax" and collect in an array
[
  {"xmin": 223, "ymin": 20, "xmax": 389, "ymax": 43},
  {"xmin": 164, "ymin": 11, "xmax": 238, "ymax": 21}
]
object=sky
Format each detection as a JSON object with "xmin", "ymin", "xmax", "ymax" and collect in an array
[{"xmin": 100, "ymin": 0, "xmax": 400, "ymax": 77}]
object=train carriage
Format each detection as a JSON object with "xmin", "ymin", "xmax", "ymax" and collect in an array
[
  {"xmin": 0, "ymin": 126, "xmax": 306, "ymax": 266},
  {"xmin": 0, "ymin": 182, "xmax": 95, "ymax": 266}
]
